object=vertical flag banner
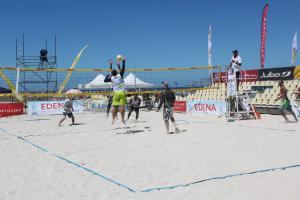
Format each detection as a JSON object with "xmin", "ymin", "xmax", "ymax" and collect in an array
[
  {"xmin": 208, "ymin": 24, "xmax": 212, "ymax": 83},
  {"xmin": 208, "ymin": 24, "xmax": 212, "ymax": 66},
  {"xmin": 260, "ymin": 4, "xmax": 269, "ymax": 69},
  {"xmin": 291, "ymin": 32, "xmax": 297, "ymax": 65}
]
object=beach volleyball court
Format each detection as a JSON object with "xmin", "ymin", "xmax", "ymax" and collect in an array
[{"xmin": 1, "ymin": 111, "xmax": 300, "ymax": 199}]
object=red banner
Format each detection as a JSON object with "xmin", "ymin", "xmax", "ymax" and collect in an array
[
  {"xmin": 240, "ymin": 70, "xmax": 259, "ymax": 82},
  {"xmin": 173, "ymin": 101, "xmax": 186, "ymax": 112},
  {"xmin": 213, "ymin": 70, "xmax": 258, "ymax": 83},
  {"xmin": 0, "ymin": 103, "xmax": 24, "ymax": 117},
  {"xmin": 260, "ymin": 4, "xmax": 269, "ymax": 69}
]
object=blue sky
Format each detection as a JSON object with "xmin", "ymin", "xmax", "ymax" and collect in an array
[{"xmin": 0, "ymin": 0, "xmax": 299, "ymax": 69}]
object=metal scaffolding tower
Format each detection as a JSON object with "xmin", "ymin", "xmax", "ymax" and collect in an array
[{"xmin": 16, "ymin": 34, "xmax": 58, "ymax": 94}]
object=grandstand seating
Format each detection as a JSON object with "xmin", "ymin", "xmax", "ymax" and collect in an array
[
  {"xmin": 90, "ymin": 80, "xmax": 300, "ymax": 107},
  {"xmin": 184, "ymin": 79, "xmax": 300, "ymax": 106}
]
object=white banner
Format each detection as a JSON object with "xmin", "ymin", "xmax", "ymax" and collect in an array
[
  {"xmin": 187, "ymin": 100, "xmax": 226, "ymax": 116},
  {"xmin": 291, "ymin": 32, "xmax": 297, "ymax": 65},
  {"xmin": 27, "ymin": 100, "xmax": 84, "ymax": 116},
  {"xmin": 208, "ymin": 24, "xmax": 212, "ymax": 66}
]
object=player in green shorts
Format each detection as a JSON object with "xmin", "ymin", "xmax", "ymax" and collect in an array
[
  {"xmin": 275, "ymin": 80, "xmax": 298, "ymax": 123},
  {"xmin": 104, "ymin": 57, "xmax": 127, "ymax": 124}
]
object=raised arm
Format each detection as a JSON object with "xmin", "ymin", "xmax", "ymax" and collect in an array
[
  {"xmin": 104, "ymin": 59, "xmax": 113, "ymax": 83},
  {"xmin": 117, "ymin": 61, "xmax": 121, "ymax": 71},
  {"xmin": 120, "ymin": 58, "xmax": 126, "ymax": 78},
  {"xmin": 109, "ymin": 59, "xmax": 113, "ymax": 70}
]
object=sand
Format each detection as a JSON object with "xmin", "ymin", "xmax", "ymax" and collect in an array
[{"xmin": 0, "ymin": 111, "xmax": 300, "ymax": 200}]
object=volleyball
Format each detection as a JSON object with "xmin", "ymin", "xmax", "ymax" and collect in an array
[{"xmin": 116, "ymin": 54, "xmax": 123, "ymax": 61}]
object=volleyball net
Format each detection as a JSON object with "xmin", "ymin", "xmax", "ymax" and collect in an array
[{"xmin": 0, "ymin": 66, "xmax": 221, "ymax": 99}]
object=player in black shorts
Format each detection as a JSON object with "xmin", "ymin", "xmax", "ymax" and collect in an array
[
  {"xmin": 58, "ymin": 96, "xmax": 75, "ymax": 126},
  {"xmin": 127, "ymin": 95, "xmax": 141, "ymax": 121}
]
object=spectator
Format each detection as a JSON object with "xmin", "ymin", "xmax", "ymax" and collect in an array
[{"xmin": 127, "ymin": 95, "xmax": 141, "ymax": 121}]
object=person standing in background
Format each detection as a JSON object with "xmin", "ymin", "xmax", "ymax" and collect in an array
[
  {"xmin": 157, "ymin": 82, "xmax": 179, "ymax": 134},
  {"xmin": 228, "ymin": 50, "xmax": 242, "ymax": 91},
  {"xmin": 58, "ymin": 96, "xmax": 75, "ymax": 126},
  {"xmin": 127, "ymin": 95, "xmax": 141, "ymax": 121}
]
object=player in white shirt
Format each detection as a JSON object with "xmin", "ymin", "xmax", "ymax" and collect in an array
[
  {"xmin": 58, "ymin": 96, "xmax": 75, "ymax": 126},
  {"xmin": 228, "ymin": 50, "xmax": 242, "ymax": 90},
  {"xmin": 104, "ymin": 57, "xmax": 127, "ymax": 124}
]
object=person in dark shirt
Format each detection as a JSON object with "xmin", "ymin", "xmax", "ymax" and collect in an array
[
  {"xmin": 127, "ymin": 95, "xmax": 141, "ymax": 121},
  {"xmin": 106, "ymin": 94, "xmax": 113, "ymax": 118},
  {"xmin": 157, "ymin": 82, "xmax": 179, "ymax": 134}
]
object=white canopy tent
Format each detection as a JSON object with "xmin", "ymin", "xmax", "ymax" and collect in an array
[
  {"xmin": 78, "ymin": 74, "xmax": 111, "ymax": 89},
  {"xmin": 79, "ymin": 73, "xmax": 153, "ymax": 89},
  {"xmin": 124, "ymin": 73, "xmax": 153, "ymax": 88}
]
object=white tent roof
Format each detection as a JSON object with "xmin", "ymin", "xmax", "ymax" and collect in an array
[
  {"xmin": 79, "ymin": 74, "xmax": 111, "ymax": 89},
  {"xmin": 79, "ymin": 73, "xmax": 153, "ymax": 89},
  {"xmin": 88, "ymin": 74, "xmax": 106, "ymax": 85},
  {"xmin": 124, "ymin": 73, "xmax": 153, "ymax": 88}
]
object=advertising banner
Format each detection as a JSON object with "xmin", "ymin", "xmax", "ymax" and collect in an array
[
  {"xmin": 239, "ymin": 70, "xmax": 259, "ymax": 82},
  {"xmin": 186, "ymin": 100, "xmax": 226, "ymax": 116},
  {"xmin": 258, "ymin": 67, "xmax": 294, "ymax": 81},
  {"xmin": 294, "ymin": 66, "xmax": 300, "ymax": 79},
  {"xmin": 173, "ymin": 101, "xmax": 187, "ymax": 112},
  {"xmin": 90, "ymin": 100, "xmax": 108, "ymax": 112},
  {"xmin": 0, "ymin": 103, "xmax": 24, "ymax": 117},
  {"xmin": 213, "ymin": 70, "xmax": 258, "ymax": 83},
  {"xmin": 260, "ymin": 4, "xmax": 269, "ymax": 69},
  {"xmin": 27, "ymin": 100, "xmax": 84, "ymax": 116}
]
